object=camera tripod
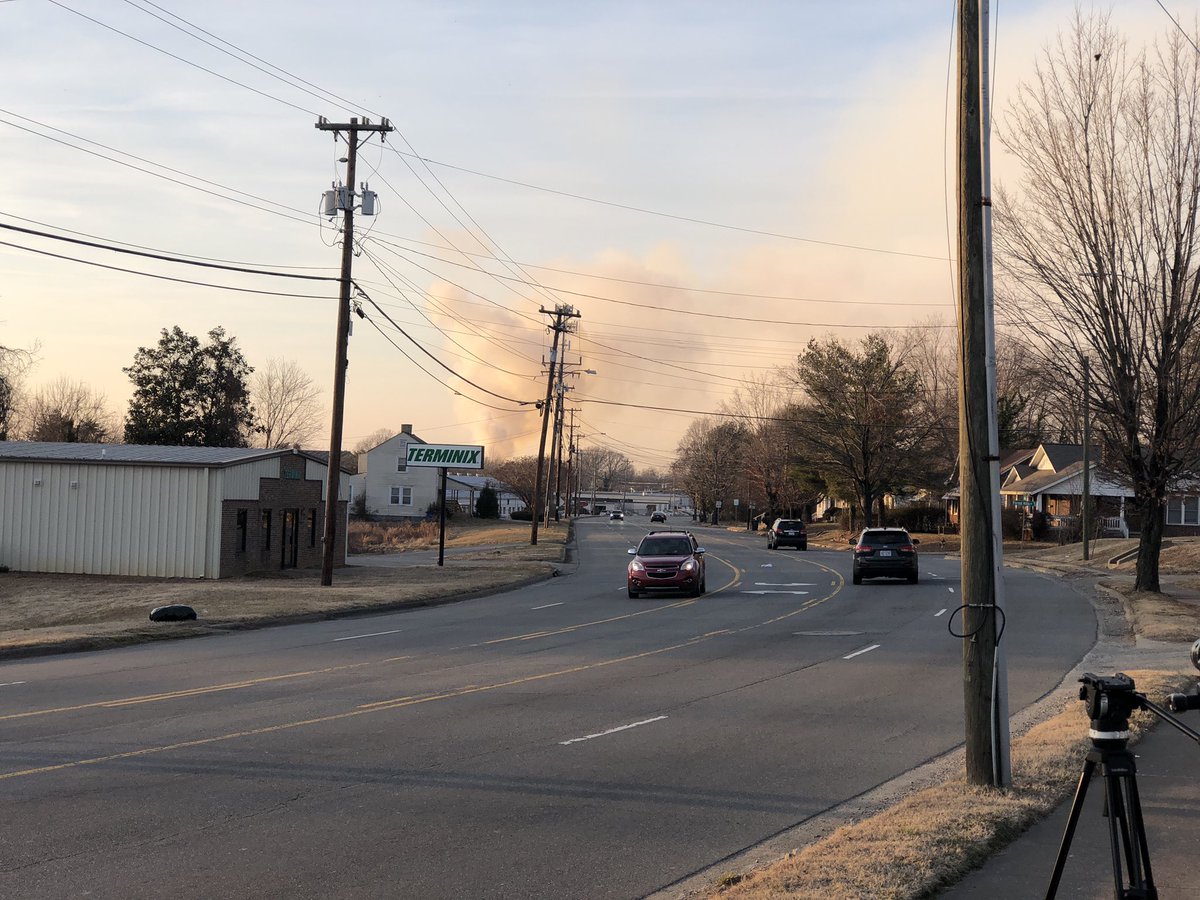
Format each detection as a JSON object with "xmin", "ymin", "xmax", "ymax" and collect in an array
[{"xmin": 1045, "ymin": 673, "xmax": 1200, "ymax": 900}]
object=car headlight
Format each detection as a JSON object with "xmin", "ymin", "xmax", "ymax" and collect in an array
[
  {"xmin": 680, "ymin": 558, "xmax": 697, "ymax": 573},
  {"xmin": 629, "ymin": 560, "xmax": 646, "ymax": 574}
]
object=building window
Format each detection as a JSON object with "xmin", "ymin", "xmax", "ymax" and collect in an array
[
  {"xmin": 390, "ymin": 486, "xmax": 413, "ymax": 506},
  {"xmin": 308, "ymin": 509, "xmax": 318, "ymax": 547},
  {"xmin": 1167, "ymin": 496, "xmax": 1199, "ymax": 525},
  {"xmin": 236, "ymin": 509, "xmax": 247, "ymax": 552},
  {"xmin": 397, "ymin": 448, "xmax": 406, "ymax": 472},
  {"xmin": 262, "ymin": 509, "xmax": 272, "ymax": 549}
]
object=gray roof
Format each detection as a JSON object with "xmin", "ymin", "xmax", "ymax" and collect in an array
[
  {"xmin": 0, "ymin": 441, "xmax": 290, "ymax": 467},
  {"xmin": 1038, "ymin": 443, "xmax": 1085, "ymax": 472},
  {"xmin": 1003, "ymin": 461, "xmax": 1085, "ymax": 495}
]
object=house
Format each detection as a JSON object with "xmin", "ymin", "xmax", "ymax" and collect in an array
[
  {"xmin": 0, "ymin": 442, "xmax": 349, "ymax": 579},
  {"xmin": 445, "ymin": 474, "xmax": 525, "ymax": 519},
  {"xmin": 350, "ymin": 424, "xmax": 438, "ymax": 519},
  {"xmin": 1000, "ymin": 443, "xmax": 1135, "ymax": 535}
]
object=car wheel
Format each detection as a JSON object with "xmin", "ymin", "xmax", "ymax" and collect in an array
[
  {"xmin": 852, "ymin": 568, "xmax": 862, "ymax": 585},
  {"xmin": 908, "ymin": 570, "xmax": 919, "ymax": 585},
  {"xmin": 769, "ymin": 541, "xmax": 777, "ymax": 550},
  {"xmin": 800, "ymin": 542, "xmax": 807, "ymax": 551},
  {"xmin": 628, "ymin": 587, "xmax": 639, "ymax": 599},
  {"xmin": 699, "ymin": 576, "xmax": 707, "ymax": 595}
]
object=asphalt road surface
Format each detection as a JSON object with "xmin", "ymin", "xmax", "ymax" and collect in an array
[{"xmin": 0, "ymin": 517, "xmax": 1097, "ymax": 899}]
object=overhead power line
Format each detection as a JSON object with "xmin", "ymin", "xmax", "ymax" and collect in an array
[{"xmin": 0, "ymin": 221, "xmax": 339, "ymax": 281}]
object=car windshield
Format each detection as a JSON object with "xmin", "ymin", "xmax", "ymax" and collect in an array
[
  {"xmin": 777, "ymin": 520, "xmax": 803, "ymax": 529},
  {"xmin": 863, "ymin": 531, "xmax": 909, "ymax": 545},
  {"xmin": 638, "ymin": 537, "xmax": 693, "ymax": 556}
]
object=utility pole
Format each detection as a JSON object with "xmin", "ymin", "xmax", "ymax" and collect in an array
[
  {"xmin": 564, "ymin": 407, "xmax": 577, "ymax": 519},
  {"xmin": 545, "ymin": 346, "xmax": 569, "ymax": 526},
  {"xmin": 957, "ymin": 0, "xmax": 1011, "ymax": 787},
  {"xmin": 531, "ymin": 304, "xmax": 578, "ymax": 544},
  {"xmin": 1082, "ymin": 356, "xmax": 1091, "ymax": 561},
  {"xmin": 314, "ymin": 115, "xmax": 393, "ymax": 586}
]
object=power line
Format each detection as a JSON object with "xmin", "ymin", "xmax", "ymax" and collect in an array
[
  {"xmin": 0, "ymin": 221, "xmax": 339, "ymax": 281},
  {"xmin": 1153, "ymin": 0, "xmax": 1200, "ymax": 56},
  {"xmin": 366, "ymin": 235, "xmax": 953, "ymax": 308},
  {"xmin": 388, "ymin": 150, "xmax": 951, "ymax": 262},
  {"xmin": 354, "ymin": 286, "xmax": 535, "ymax": 406},
  {"xmin": 0, "ymin": 238, "xmax": 335, "ymax": 299}
]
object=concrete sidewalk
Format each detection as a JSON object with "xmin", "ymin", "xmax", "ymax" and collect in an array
[{"xmin": 939, "ymin": 707, "xmax": 1200, "ymax": 898}]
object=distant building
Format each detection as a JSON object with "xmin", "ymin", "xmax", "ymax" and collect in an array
[{"xmin": 0, "ymin": 442, "xmax": 349, "ymax": 578}]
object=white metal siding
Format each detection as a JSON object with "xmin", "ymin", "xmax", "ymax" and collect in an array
[
  {"xmin": 304, "ymin": 458, "xmax": 352, "ymax": 501},
  {"xmin": 222, "ymin": 459, "xmax": 281, "ymax": 500},
  {"xmin": 0, "ymin": 461, "xmax": 210, "ymax": 577}
]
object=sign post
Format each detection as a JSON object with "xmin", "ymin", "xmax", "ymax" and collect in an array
[{"xmin": 404, "ymin": 443, "xmax": 485, "ymax": 567}]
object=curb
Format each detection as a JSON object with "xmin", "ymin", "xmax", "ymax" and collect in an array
[{"xmin": 0, "ymin": 566, "xmax": 560, "ymax": 663}]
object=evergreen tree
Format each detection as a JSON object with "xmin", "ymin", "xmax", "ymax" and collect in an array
[
  {"xmin": 124, "ymin": 326, "xmax": 257, "ymax": 447},
  {"xmin": 475, "ymin": 485, "xmax": 500, "ymax": 519}
]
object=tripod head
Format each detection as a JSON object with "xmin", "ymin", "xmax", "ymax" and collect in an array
[{"xmin": 1078, "ymin": 673, "xmax": 1144, "ymax": 746}]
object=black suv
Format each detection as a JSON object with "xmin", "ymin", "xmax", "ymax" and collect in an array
[
  {"xmin": 767, "ymin": 517, "xmax": 807, "ymax": 550},
  {"xmin": 850, "ymin": 527, "xmax": 919, "ymax": 584}
]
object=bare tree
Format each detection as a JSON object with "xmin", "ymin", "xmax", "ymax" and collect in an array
[
  {"xmin": 674, "ymin": 416, "xmax": 749, "ymax": 522},
  {"xmin": 22, "ymin": 378, "xmax": 117, "ymax": 442},
  {"xmin": 0, "ymin": 342, "xmax": 36, "ymax": 441},
  {"xmin": 487, "ymin": 456, "xmax": 539, "ymax": 509},
  {"xmin": 997, "ymin": 12, "xmax": 1200, "ymax": 591},
  {"xmin": 352, "ymin": 428, "xmax": 395, "ymax": 456},
  {"xmin": 251, "ymin": 358, "xmax": 324, "ymax": 448}
]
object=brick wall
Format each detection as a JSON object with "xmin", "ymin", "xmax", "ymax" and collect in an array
[{"xmin": 219, "ymin": 455, "xmax": 347, "ymax": 577}]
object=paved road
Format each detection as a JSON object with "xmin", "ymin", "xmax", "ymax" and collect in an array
[{"xmin": 0, "ymin": 517, "xmax": 1097, "ymax": 899}]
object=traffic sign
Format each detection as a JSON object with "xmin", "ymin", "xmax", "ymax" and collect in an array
[{"xmin": 1012, "ymin": 499, "xmax": 1035, "ymax": 508}]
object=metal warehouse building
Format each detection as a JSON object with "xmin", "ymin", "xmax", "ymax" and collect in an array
[{"xmin": 0, "ymin": 442, "xmax": 350, "ymax": 579}]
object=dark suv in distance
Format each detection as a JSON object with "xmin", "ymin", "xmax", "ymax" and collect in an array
[
  {"xmin": 627, "ymin": 531, "xmax": 706, "ymax": 598},
  {"xmin": 767, "ymin": 517, "xmax": 807, "ymax": 550},
  {"xmin": 850, "ymin": 527, "xmax": 920, "ymax": 584}
]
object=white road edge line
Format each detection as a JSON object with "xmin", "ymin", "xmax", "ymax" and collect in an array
[
  {"xmin": 935, "ymin": 608, "xmax": 948, "ymax": 617},
  {"xmin": 0, "ymin": 681, "xmax": 27, "ymax": 687},
  {"xmin": 531, "ymin": 602, "xmax": 564, "ymax": 610},
  {"xmin": 333, "ymin": 630, "xmax": 402, "ymax": 642},
  {"xmin": 843, "ymin": 644, "xmax": 881, "ymax": 660},
  {"xmin": 559, "ymin": 715, "xmax": 668, "ymax": 746}
]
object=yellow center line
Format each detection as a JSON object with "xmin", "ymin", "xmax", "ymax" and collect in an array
[
  {"xmin": 0, "ymin": 656, "xmax": 412, "ymax": 722},
  {"xmin": 0, "ymin": 633, "xmax": 723, "ymax": 782}
]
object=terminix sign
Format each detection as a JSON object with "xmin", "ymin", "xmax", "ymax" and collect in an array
[{"xmin": 406, "ymin": 444, "xmax": 485, "ymax": 470}]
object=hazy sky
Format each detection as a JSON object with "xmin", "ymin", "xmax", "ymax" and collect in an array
[{"xmin": 0, "ymin": 1, "xmax": 1179, "ymax": 469}]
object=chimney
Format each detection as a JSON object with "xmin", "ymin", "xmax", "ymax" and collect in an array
[{"xmin": 401, "ymin": 424, "xmax": 413, "ymax": 435}]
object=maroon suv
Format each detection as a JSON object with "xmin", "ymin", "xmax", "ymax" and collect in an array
[{"xmin": 627, "ymin": 531, "xmax": 707, "ymax": 598}]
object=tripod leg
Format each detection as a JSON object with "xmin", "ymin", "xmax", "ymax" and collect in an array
[
  {"xmin": 1045, "ymin": 757, "xmax": 1097, "ymax": 900},
  {"xmin": 1103, "ymin": 767, "xmax": 1129, "ymax": 896},
  {"xmin": 1121, "ymin": 770, "xmax": 1157, "ymax": 898}
]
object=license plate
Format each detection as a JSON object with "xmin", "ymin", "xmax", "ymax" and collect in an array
[
  {"xmin": 878, "ymin": 550, "xmax": 893, "ymax": 557},
  {"xmin": 784, "ymin": 531, "xmax": 797, "ymax": 535}
]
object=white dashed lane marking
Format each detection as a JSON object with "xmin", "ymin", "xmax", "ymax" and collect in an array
[
  {"xmin": 333, "ymin": 630, "xmax": 401, "ymax": 642},
  {"xmin": 935, "ymin": 608, "xmax": 948, "ymax": 617},
  {"xmin": 843, "ymin": 644, "xmax": 881, "ymax": 660},
  {"xmin": 559, "ymin": 716, "xmax": 668, "ymax": 746},
  {"xmin": 532, "ymin": 603, "xmax": 563, "ymax": 610}
]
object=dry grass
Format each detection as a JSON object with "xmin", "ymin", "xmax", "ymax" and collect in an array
[
  {"xmin": 348, "ymin": 517, "xmax": 567, "ymax": 553},
  {"xmin": 712, "ymin": 670, "xmax": 1183, "ymax": 899},
  {"xmin": 1111, "ymin": 587, "xmax": 1200, "ymax": 643},
  {"xmin": 0, "ymin": 521, "xmax": 569, "ymax": 654}
]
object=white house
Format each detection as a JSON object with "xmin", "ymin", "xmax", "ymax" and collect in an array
[
  {"xmin": 445, "ymin": 474, "xmax": 525, "ymax": 519},
  {"xmin": 0, "ymin": 442, "xmax": 350, "ymax": 579},
  {"xmin": 352, "ymin": 424, "xmax": 441, "ymax": 519}
]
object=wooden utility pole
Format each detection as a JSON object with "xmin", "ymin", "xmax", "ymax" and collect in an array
[
  {"xmin": 531, "ymin": 305, "xmax": 578, "ymax": 544},
  {"xmin": 957, "ymin": 0, "xmax": 1011, "ymax": 787},
  {"xmin": 545, "ymin": 345, "xmax": 568, "ymax": 527},
  {"xmin": 315, "ymin": 115, "xmax": 393, "ymax": 586},
  {"xmin": 1082, "ymin": 356, "xmax": 1091, "ymax": 561}
]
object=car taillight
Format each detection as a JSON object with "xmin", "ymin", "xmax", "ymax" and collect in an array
[
  {"xmin": 856, "ymin": 544, "xmax": 870, "ymax": 552},
  {"xmin": 899, "ymin": 544, "xmax": 914, "ymax": 552}
]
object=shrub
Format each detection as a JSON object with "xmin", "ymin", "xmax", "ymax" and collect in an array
[
  {"xmin": 509, "ymin": 507, "xmax": 533, "ymax": 521},
  {"xmin": 475, "ymin": 485, "xmax": 500, "ymax": 519},
  {"xmin": 890, "ymin": 504, "xmax": 949, "ymax": 534}
]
